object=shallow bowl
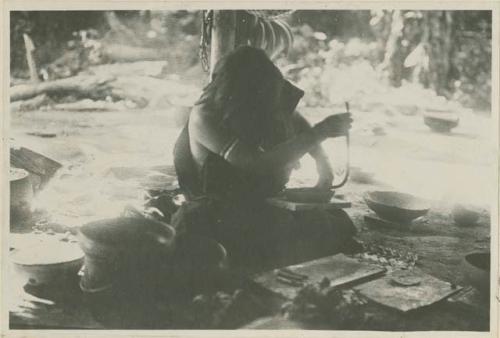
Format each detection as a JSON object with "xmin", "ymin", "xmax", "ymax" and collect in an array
[{"xmin": 364, "ymin": 191, "xmax": 430, "ymax": 223}]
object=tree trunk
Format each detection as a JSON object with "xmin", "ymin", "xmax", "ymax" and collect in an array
[
  {"xmin": 209, "ymin": 10, "xmax": 236, "ymax": 77},
  {"xmin": 379, "ymin": 10, "xmax": 404, "ymax": 86},
  {"xmin": 423, "ymin": 11, "xmax": 454, "ymax": 96}
]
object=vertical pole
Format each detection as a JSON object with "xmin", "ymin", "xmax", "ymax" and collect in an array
[
  {"xmin": 23, "ymin": 34, "xmax": 39, "ymax": 83},
  {"xmin": 209, "ymin": 10, "xmax": 236, "ymax": 78}
]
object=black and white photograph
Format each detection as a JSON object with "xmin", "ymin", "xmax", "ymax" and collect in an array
[{"xmin": 2, "ymin": 2, "xmax": 499, "ymax": 335}]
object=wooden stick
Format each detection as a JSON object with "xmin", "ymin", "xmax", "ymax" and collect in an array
[
  {"xmin": 276, "ymin": 276, "xmax": 303, "ymax": 287},
  {"xmin": 23, "ymin": 34, "xmax": 39, "ymax": 83},
  {"xmin": 277, "ymin": 271, "xmax": 307, "ymax": 282}
]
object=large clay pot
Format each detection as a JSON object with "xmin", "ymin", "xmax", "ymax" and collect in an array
[{"xmin": 77, "ymin": 216, "xmax": 177, "ymax": 292}]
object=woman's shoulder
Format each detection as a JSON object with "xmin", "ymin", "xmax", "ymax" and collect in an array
[
  {"xmin": 190, "ymin": 102, "xmax": 216, "ymax": 121},
  {"xmin": 189, "ymin": 102, "xmax": 220, "ymax": 135}
]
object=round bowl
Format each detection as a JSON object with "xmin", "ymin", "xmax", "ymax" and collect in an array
[
  {"xmin": 463, "ymin": 252, "xmax": 490, "ymax": 297},
  {"xmin": 281, "ymin": 188, "xmax": 334, "ymax": 203},
  {"xmin": 451, "ymin": 204, "xmax": 480, "ymax": 226},
  {"xmin": 423, "ymin": 112, "xmax": 459, "ymax": 133},
  {"xmin": 10, "ymin": 241, "xmax": 84, "ymax": 287},
  {"xmin": 364, "ymin": 191, "xmax": 430, "ymax": 223}
]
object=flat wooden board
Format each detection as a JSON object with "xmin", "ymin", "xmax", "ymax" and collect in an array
[
  {"xmin": 266, "ymin": 195, "xmax": 351, "ymax": 211},
  {"xmin": 253, "ymin": 253, "xmax": 386, "ymax": 299},
  {"xmin": 354, "ymin": 268, "xmax": 462, "ymax": 312},
  {"xmin": 10, "ymin": 147, "xmax": 62, "ymax": 179}
]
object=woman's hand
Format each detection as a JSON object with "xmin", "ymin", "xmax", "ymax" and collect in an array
[{"xmin": 313, "ymin": 113, "xmax": 352, "ymax": 139}]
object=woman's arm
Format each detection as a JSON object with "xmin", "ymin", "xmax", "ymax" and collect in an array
[
  {"xmin": 189, "ymin": 105, "xmax": 351, "ymax": 176},
  {"xmin": 292, "ymin": 112, "xmax": 334, "ymax": 188},
  {"xmin": 189, "ymin": 105, "xmax": 326, "ymax": 176}
]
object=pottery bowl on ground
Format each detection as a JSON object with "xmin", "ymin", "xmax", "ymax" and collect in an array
[
  {"xmin": 451, "ymin": 204, "xmax": 480, "ymax": 226},
  {"xmin": 423, "ymin": 112, "xmax": 459, "ymax": 133},
  {"xmin": 463, "ymin": 252, "xmax": 490, "ymax": 297},
  {"xmin": 364, "ymin": 191, "xmax": 430, "ymax": 223},
  {"xmin": 10, "ymin": 241, "xmax": 84, "ymax": 287},
  {"xmin": 281, "ymin": 188, "xmax": 334, "ymax": 203}
]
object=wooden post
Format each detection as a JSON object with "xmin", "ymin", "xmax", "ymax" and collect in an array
[
  {"xmin": 209, "ymin": 10, "xmax": 236, "ymax": 78},
  {"xmin": 23, "ymin": 34, "xmax": 40, "ymax": 83}
]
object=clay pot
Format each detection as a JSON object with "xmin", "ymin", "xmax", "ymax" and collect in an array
[
  {"xmin": 451, "ymin": 204, "xmax": 480, "ymax": 226},
  {"xmin": 423, "ymin": 112, "xmax": 459, "ymax": 133},
  {"xmin": 10, "ymin": 168, "xmax": 33, "ymax": 224},
  {"xmin": 77, "ymin": 217, "xmax": 176, "ymax": 291},
  {"xmin": 463, "ymin": 252, "xmax": 490, "ymax": 297}
]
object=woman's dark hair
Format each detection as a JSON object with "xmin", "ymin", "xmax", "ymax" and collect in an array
[{"xmin": 196, "ymin": 46, "xmax": 290, "ymax": 146}]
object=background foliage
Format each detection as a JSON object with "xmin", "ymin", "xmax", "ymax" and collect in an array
[{"xmin": 10, "ymin": 10, "xmax": 492, "ymax": 110}]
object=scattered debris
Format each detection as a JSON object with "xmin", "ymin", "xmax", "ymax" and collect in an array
[
  {"xmin": 348, "ymin": 241, "xmax": 419, "ymax": 270},
  {"xmin": 186, "ymin": 289, "xmax": 267, "ymax": 329},
  {"xmin": 26, "ymin": 131, "xmax": 58, "ymax": 138},
  {"xmin": 282, "ymin": 280, "xmax": 368, "ymax": 328}
]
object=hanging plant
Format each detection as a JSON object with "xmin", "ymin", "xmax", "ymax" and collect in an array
[
  {"xmin": 237, "ymin": 11, "xmax": 294, "ymax": 59},
  {"xmin": 199, "ymin": 10, "xmax": 295, "ymax": 72}
]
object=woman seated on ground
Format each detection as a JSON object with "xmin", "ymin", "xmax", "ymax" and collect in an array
[{"xmin": 172, "ymin": 46, "xmax": 356, "ymax": 269}]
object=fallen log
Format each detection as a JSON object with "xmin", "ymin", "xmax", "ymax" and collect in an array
[
  {"xmin": 10, "ymin": 94, "xmax": 53, "ymax": 113},
  {"xmin": 10, "ymin": 75, "xmax": 115, "ymax": 102}
]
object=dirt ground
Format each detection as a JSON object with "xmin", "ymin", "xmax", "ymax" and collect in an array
[{"xmin": 9, "ymin": 70, "xmax": 494, "ymax": 329}]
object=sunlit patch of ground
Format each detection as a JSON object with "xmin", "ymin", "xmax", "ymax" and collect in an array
[
  {"xmin": 12, "ymin": 109, "xmax": 495, "ymax": 226},
  {"xmin": 9, "ymin": 82, "xmax": 495, "ymax": 227},
  {"xmin": 294, "ymin": 106, "xmax": 495, "ymax": 207},
  {"xmin": 10, "ymin": 109, "xmax": 183, "ymax": 227}
]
